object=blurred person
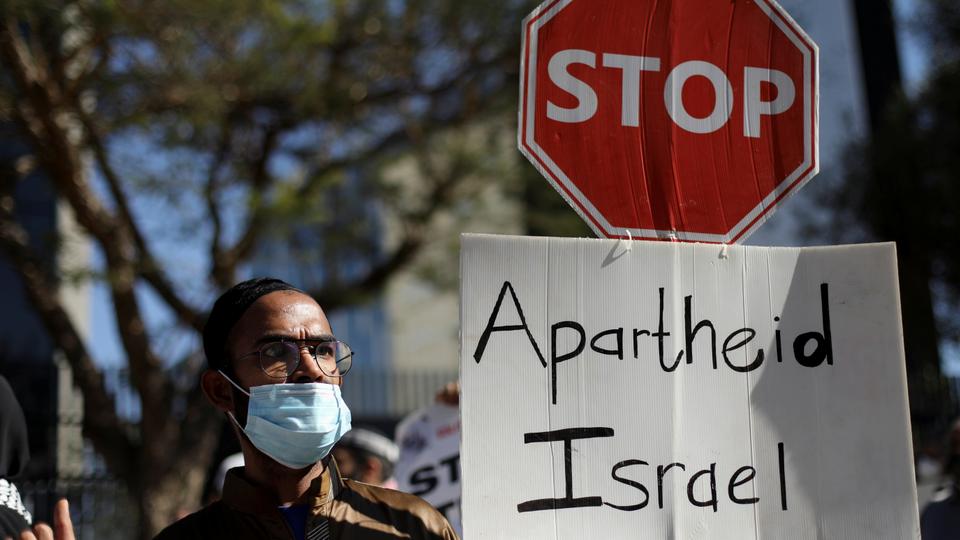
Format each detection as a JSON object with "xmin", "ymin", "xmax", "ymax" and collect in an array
[
  {"xmin": 433, "ymin": 382, "xmax": 459, "ymax": 407},
  {"xmin": 331, "ymin": 428, "xmax": 399, "ymax": 488},
  {"xmin": 208, "ymin": 452, "xmax": 245, "ymax": 503},
  {"xmin": 0, "ymin": 376, "xmax": 73, "ymax": 540},
  {"xmin": 916, "ymin": 438, "xmax": 945, "ymax": 508},
  {"xmin": 174, "ymin": 451, "xmax": 247, "ymax": 520},
  {"xmin": 394, "ymin": 381, "xmax": 462, "ymax": 537},
  {"xmin": 0, "ymin": 375, "xmax": 31, "ymax": 537},
  {"xmin": 920, "ymin": 417, "xmax": 960, "ymax": 540},
  {"xmin": 155, "ymin": 278, "xmax": 457, "ymax": 540}
]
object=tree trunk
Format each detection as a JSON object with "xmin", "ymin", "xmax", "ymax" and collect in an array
[
  {"xmin": 896, "ymin": 242, "xmax": 946, "ymax": 443},
  {"xmin": 134, "ymin": 413, "xmax": 221, "ymax": 539},
  {"xmin": 137, "ymin": 466, "xmax": 205, "ymax": 540},
  {"xmin": 850, "ymin": 0, "xmax": 947, "ymax": 441}
]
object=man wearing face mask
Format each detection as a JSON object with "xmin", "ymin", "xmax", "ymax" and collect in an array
[{"xmin": 154, "ymin": 278, "xmax": 458, "ymax": 540}]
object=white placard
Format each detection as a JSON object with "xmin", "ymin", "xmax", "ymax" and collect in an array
[
  {"xmin": 395, "ymin": 403, "xmax": 462, "ymax": 535},
  {"xmin": 460, "ymin": 234, "xmax": 919, "ymax": 539}
]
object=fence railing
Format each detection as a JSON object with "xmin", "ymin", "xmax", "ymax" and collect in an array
[
  {"xmin": 19, "ymin": 477, "xmax": 135, "ymax": 540},
  {"xmin": 909, "ymin": 370, "xmax": 960, "ymax": 443},
  {"xmin": 342, "ymin": 367, "xmax": 460, "ymax": 418}
]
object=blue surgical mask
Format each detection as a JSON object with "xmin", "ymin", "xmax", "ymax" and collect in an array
[{"xmin": 220, "ymin": 372, "xmax": 352, "ymax": 469}]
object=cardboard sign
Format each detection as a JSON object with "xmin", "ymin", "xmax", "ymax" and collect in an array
[
  {"xmin": 460, "ymin": 234, "xmax": 919, "ymax": 539},
  {"xmin": 395, "ymin": 403, "xmax": 462, "ymax": 535}
]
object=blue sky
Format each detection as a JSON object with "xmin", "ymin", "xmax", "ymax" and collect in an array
[{"xmin": 895, "ymin": 0, "xmax": 933, "ymax": 92}]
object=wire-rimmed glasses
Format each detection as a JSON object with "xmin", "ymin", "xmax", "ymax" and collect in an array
[{"xmin": 238, "ymin": 339, "xmax": 353, "ymax": 379}]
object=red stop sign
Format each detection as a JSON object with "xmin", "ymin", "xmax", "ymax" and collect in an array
[{"xmin": 519, "ymin": 0, "xmax": 818, "ymax": 243}]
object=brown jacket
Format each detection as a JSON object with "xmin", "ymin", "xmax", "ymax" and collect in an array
[{"xmin": 154, "ymin": 461, "xmax": 458, "ymax": 540}]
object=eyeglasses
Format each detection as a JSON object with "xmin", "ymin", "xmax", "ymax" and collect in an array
[{"xmin": 238, "ymin": 339, "xmax": 353, "ymax": 379}]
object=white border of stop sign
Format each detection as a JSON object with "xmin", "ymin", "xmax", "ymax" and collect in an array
[{"xmin": 519, "ymin": 0, "xmax": 819, "ymax": 244}]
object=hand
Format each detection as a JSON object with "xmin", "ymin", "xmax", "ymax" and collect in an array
[
  {"xmin": 13, "ymin": 499, "xmax": 75, "ymax": 540},
  {"xmin": 434, "ymin": 381, "xmax": 460, "ymax": 406}
]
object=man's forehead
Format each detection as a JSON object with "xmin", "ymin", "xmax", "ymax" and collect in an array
[
  {"xmin": 280, "ymin": 299, "xmax": 321, "ymax": 316},
  {"xmin": 232, "ymin": 291, "xmax": 330, "ymax": 337},
  {"xmin": 253, "ymin": 290, "xmax": 317, "ymax": 310}
]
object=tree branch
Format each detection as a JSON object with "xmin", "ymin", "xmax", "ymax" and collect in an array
[
  {"xmin": 75, "ymin": 106, "xmax": 206, "ymax": 332},
  {"xmin": 292, "ymin": 43, "xmax": 513, "ymax": 202},
  {"xmin": 0, "ymin": 20, "xmax": 115, "ymax": 240},
  {"xmin": 206, "ymin": 119, "xmax": 232, "ymax": 289},
  {"xmin": 1, "ymin": 21, "xmax": 174, "ymax": 450},
  {"xmin": 168, "ymin": 382, "xmax": 221, "ymax": 480},
  {"xmin": 0, "ymin": 175, "xmax": 136, "ymax": 481},
  {"xmin": 294, "ymin": 127, "xmax": 411, "ymax": 200},
  {"xmin": 307, "ymin": 136, "xmax": 463, "ymax": 311},
  {"xmin": 216, "ymin": 126, "xmax": 282, "ymax": 273}
]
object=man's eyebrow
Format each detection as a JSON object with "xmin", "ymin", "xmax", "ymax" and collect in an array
[{"xmin": 252, "ymin": 333, "xmax": 335, "ymax": 346}]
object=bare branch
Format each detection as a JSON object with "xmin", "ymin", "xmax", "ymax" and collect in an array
[
  {"xmin": 307, "ymin": 135, "xmax": 464, "ymax": 311},
  {"xmin": 1, "ymin": 21, "xmax": 173, "ymax": 446},
  {"xmin": 75, "ymin": 107, "xmax": 206, "ymax": 332},
  {"xmin": 0, "ymin": 20, "xmax": 115, "ymax": 240},
  {"xmin": 311, "ymin": 235, "xmax": 424, "ymax": 312},
  {"xmin": 168, "ymin": 383, "xmax": 221, "ymax": 479},
  {"xmin": 216, "ymin": 126, "xmax": 282, "ymax": 272},
  {"xmin": 295, "ymin": 127, "xmax": 412, "ymax": 200},
  {"xmin": 0, "ymin": 175, "xmax": 136, "ymax": 480},
  {"xmin": 292, "ymin": 43, "xmax": 514, "ymax": 202},
  {"xmin": 206, "ymin": 119, "xmax": 232, "ymax": 289}
]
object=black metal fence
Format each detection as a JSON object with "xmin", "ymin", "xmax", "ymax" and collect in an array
[
  {"xmin": 909, "ymin": 370, "xmax": 960, "ymax": 444},
  {"xmin": 20, "ymin": 477, "xmax": 135, "ymax": 540}
]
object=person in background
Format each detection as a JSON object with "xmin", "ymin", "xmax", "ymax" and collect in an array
[
  {"xmin": 0, "ymin": 375, "xmax": 31, "ymax": 538},
  {"xmin": 331, "ymin": 428, "xmax": 399, "ymax": 489},
  {"xmin": 916, "ymin": 436, "xmax": 946, "ymax": 508},
  {"xmin": 433, "ymin": 382, "xmax": 459, "ymax": 408},
  {"xmin": 393, "ymin": 381, "xmax": 462, "ymax": 537},
  {"xmin": 155, "ymin": 277, "xmax": 457, "ymax": 540},
  {"xmin": 0, "ymin": 376, "xmax": 73, "ymax": 540},
  {"xmin": 208, "ymin": 452, "xmax": 246, "ymax": 503},
  {"xmin": 920, "ymin": 417, "xmax": 960, "ymax": 540}
]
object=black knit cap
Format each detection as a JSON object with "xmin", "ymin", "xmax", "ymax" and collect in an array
[{"xmin": 203, "ymin": 277, "xmax": 304, "ymax": 371}]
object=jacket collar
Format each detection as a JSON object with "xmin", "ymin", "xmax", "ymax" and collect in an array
[{"xmin": 221, "ymin": 457, "xmax": 344, "ymax": 516}]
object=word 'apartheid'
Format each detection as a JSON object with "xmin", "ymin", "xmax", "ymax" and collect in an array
[{"xmin": 472, "ymin": 282, "xmax": 833, "ymax": 404}]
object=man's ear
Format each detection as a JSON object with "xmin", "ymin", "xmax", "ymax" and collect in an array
[
  {"xmin": 201, "ymin": 369, "xmax": 235, "ymax": 413},
  {"xmin": 362, "ymin": 457, "xmax": 384, "ymax": 485}
]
